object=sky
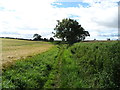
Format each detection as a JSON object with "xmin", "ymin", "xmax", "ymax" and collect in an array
[{"xmin": 0, "ymin": 0, "xmax": 119, "ymax": 40}]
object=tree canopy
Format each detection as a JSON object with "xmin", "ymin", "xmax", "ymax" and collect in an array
[
  {"xmin": 33, "ymin": 33, "xmax": 42, "ymax": 41},
  {"xmin": 53, "ymin": 18, "xmax": 90, "ymax": 44},
  {"xmin": 33, "ymin": 34, "xmax": 54, "ymax": 42},
  {"xmin": 50, "ymin": 37, "xmax": 54, "ymax": 42}
]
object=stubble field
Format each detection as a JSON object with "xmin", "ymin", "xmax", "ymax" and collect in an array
[{"xmin": 1, "ymin": 38, "xmax": 53, "ymax": 69}]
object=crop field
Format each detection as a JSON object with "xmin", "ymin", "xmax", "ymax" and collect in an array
[
  {"xmin": 1, "ymin": 38, "xmax": 54, "ymax": 68},
  {"xmin": 1, "ymin": 40, "xmax": 120, "ymax": 88}
]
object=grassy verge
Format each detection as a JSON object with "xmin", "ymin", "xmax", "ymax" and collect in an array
[
  {"xmin": 2, "ymin": 46, "xmax": 59, "ymax": 89},
  {"xmin": 59, "ymin": 41, "xmax": 120, "ymax": 88}
]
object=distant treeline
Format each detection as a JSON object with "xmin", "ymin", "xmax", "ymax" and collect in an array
[
  {"xmin": 0, "ymin": 37, "xmax": 119, "ymax": 42},
  {"xmin": 0, "ymin": 37, "xmax": 55, "ymax": 42},
  {"xmin": 0, "ymin": 37, "xmax": 33, "ymax": 41},
  {"xmin": 33, "ymin": 37, "xmax": 54, "ymax": 42}
]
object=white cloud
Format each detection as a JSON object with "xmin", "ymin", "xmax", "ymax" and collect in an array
[
  {"xmin": 0, "ymin": 0, "xmax": 56, "ymax": 36},
  {"xmin": 0, "ymin": 0, "xmax": 119, "ymax": 40}
]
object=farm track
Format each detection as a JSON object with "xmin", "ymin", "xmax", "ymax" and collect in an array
[
  {"xmin": 43, "ymin": 45, "xmax": 66, "ymax": 88},
  {"xmin": 53, "ymin": 45, "xmax": 65, "ymax": 88}
]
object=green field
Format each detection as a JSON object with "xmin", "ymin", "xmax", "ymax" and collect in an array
[{"xmin": 1, "ymin": 39, "xmax": 120, "ymax": 88}]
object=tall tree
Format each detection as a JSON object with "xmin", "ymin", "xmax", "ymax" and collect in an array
[{"xmin": 53, "ymin": 18, "xmax": 90, "ymax": 44}]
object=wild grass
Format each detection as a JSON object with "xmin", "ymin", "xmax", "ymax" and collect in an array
[
  {"xmin": 2, "ymin": 41, "xmax": 120, "ymax": 88},
  {"xmin": 2, "ymin": 46, "xmax": 59, "ymax": 89},
  {"xmin": 60, "ymin": 41, "xmax": 120, "ymax": 88}
]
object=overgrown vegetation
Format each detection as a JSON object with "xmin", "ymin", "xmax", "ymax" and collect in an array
[
  {"xmin": 2, "ymin": 46, "xmax": 59, "ymax": 88},
  {"xmin": 2, "ymin": 41, "xmax": 120, "ymax": 88},
  {"xmin": 60, "ymin": 41, "xmax": 120, "ymax": 88}
]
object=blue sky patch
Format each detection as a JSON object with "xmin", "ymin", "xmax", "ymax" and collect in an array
[
  {"xmin": 52, "ymin": 2, "xmax": 90, "ymax": 8},
  {"xmin": 118, "ymin": 1, "xmax": 120, "ymax": 6},
  {"xmin": 68, "ymin": 14, "xmax": 79, "ymax": 18},
  {"xmin": 1, "ymin": 31, "xmax": 20, "ymax": 35},
  {"xmin": 0, "ymin": 7, "xmax": 5, "ymax": 11}
]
